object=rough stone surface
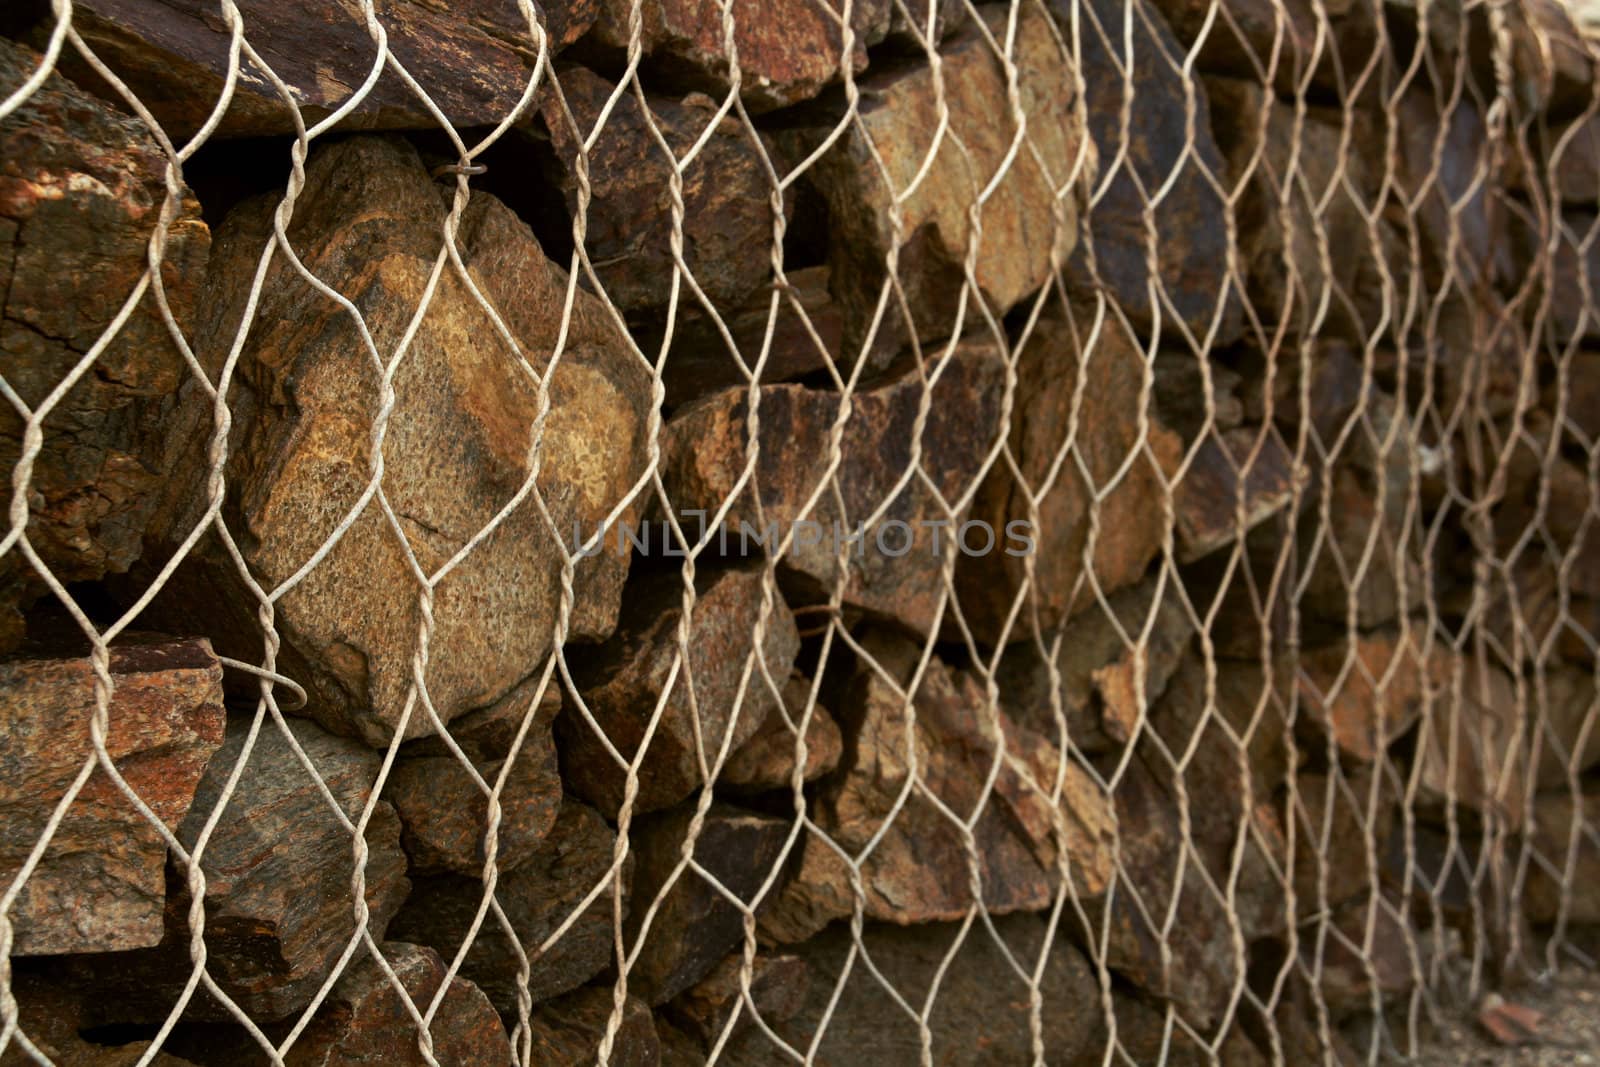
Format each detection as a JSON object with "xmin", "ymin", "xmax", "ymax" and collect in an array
[
  {"xmin": 1206, "ymin": 77, "xmax": 1395, "ymax": 345},
  {"xmin": 1523, "ymin": 790, "xmax": 1600, "ymax": 925},
  {"xmin": 661, "ymin": 338, "xmax": 1006, "ymax": 637},
  {"xmin": 387, "ymin": 708, "xmax": 561, "ymax": 875},
  {"xmin": 786, "ymin": 3, "xmax": 1090, "ymax": 359},
  {"xmin": 592, "ymin": 0, "xmax": 886, "ymax": 112},
  {"xmin": 997, "ymin": 574, "xmax": 1195, "ymax": 754},
  {"xmin": 1414, "ymin": 662, "xmax": 1527, "ymax": 830},
  {"xmin": 0, "ymin": 637, "xmax": 225, "ymax": 956},
  {"xmin": 1532, "ymin": 667, "xmax": 1600, "ymax": 788},
  {"xmin": 666, "ymin": 952, "xmax": 808, "ymax": 1049},
  {"xmin": 1149, "ymin": 0, "xmax": 1319, "ymax": 90},
  {"xmin": 541, "ymin": 64, "xmax": 789, "ymax": 315},
  {"xmin": 648, "ymin": 265, "xmax": 843, "ymax": 409},
  {"xmin": 1288, "ymin": 768, "xmax": 1394, "ymax": 922},
  {"xmin": 625, "ymin": 803, "xmax": 791, "ymax": 1005},
  {"xmin": 150, "ymin": 135, "xmax": 650, "ymax": 746},
  {"xmin": 526, "ymin": 986, "xmax": 661, "ymax": 1067},
  {"xmin": 1062, "ymin": 0, "xmax": 1243, "ymax": 345},
  {"xmin": 719, "ymin": 915, "xmax": 1102, "ymax": 1065},
  {"xmin": 1174, "ymin": 426, "xmax": 1299, "ymax": 563},
  {"xmin": 63, "ymin": 715, "xmax": 410, "ymax": 1022},
  {"xmin": 0, "ymin": 39, "xmax": 210, "ymax": 650},
  {"xmin": 1297, "ymin": 631, "xmax": 1443, "ymax": 765},
  {"xmin": 784, "ymin": 635, "xmax": 1117, "ymax": 929},
  {"xmin": 56, "ymin": 0, "xmax": 596, "ymax": 138},
  {"xmin": 286, "ymin": 942, "xmax": 513, "ymax": 1067},
  {"xmin": 388, "ymin": 799, "xmax": 623, "ymax": 1016},
  {"xmin": 1311, "ymin": 895, "xmax": 1419, "ymax": 1020},
  {"xmin": 718, "ymin": 674, "xmax": 842, "ymax": 793},
  {"xmin": 1, "ymin": 972, "xmax": 201, "ymax": 1066},
  {"xmin": 558, "ymin": 567, "xmax": 800, "ymax": 818},
  {"xmin": 958, "ymin": 309, "xmax": 1183, "ymax": 638}
]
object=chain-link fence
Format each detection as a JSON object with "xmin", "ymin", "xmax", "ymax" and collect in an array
[{"xmin": 1, "ymin": 0, "xmax": 1598, "ymax": 1063}]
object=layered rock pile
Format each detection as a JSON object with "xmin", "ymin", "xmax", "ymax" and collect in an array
[{"xmin": 1, "ymin": 0, "xmax": 1598, "ymax": 1063}]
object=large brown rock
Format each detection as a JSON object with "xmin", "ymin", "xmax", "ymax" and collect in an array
[
  {"xmin": 1206, "ymin": 77, "xmax": 1395, "ymax": 346},
  {"xmin": 540, "ymin": 64, "xmax": 789, "ymax": 316},
  {"xmin": 784, "ymin": 3, "xmax": 1090, "ymax": 360},
  {"xmin": 53, "ymin": 0, "xmax": 597, "ymax": 138},
  {"xmin": 1148, "ymin": 0, "xmax": 1319, "ymax": 89},
  {"xmin": 646, "ymin": 265, "xmax": 843, "ymax": 409},
  {"xmin": 996, "ymin": 573, "xmax": 1194, "ymax": 754},
  {"xmin": 1287, "ymin": 767, "xmax": 1395, "ymax": 922},
  {"xmin": 1297, "ymin": 631, "xmax": 1443, "ymax": 765},
  {"xmin": 64, "ymin": 715, "xmax": 411, "ymax": 1023},
  {"xmin": 387, "ymin": 712, "xmax": 561, "ymax": 875},
  {"xmin": 771, "ymin": 636, "xmax": 1117, "ymax": 931},
  {"xmin": 660, "ymin": 338, "xmax": 1006, "ymax": 638},
  {"xmin": 1060, "ymin": 0, "xmax": 1242, "ymax": 345},
  {"xmin": 387, "ymin": 799, "xmax": 624, "ymax": 1015},
  {"xmin": 592, "ymin": 0, "xmax": 887, "ymax": 112},
  {"xmin": 526, "ymin": 985, "xmax": 661, "ymax": 1067},
  {"xmin": 1414, "ymin": 662, "xmax": 1527, "ymax": 830},
  {"xmin": 149, "ymin": 135, "xmax": 650, "ymax": 746},
  {"xmin": 1092, "ymin": 738, "xmax": 1288, "ymax": 1028},
  {"xmin": 957, "ymin": 308, "xmax": 1183, "ymax": 639},
  {"xmin": 558, "ymin": 567, "xmax": 799, "ymax": 818},
  {"xmin": 286, "ymin": 942, "xmax": 513, "ymax": 1067},
  {"xmin": 719, "ymin": 915, "xmax": 1103, "ymax": 1065},
  {"xmin": 665, "ymin": 951, "xmax": 808, "ymax": 1050},
  {"xmin": 719, "ymin": 674, "xmax": 843, "ymax": 793},
  {"xmin": 0, "ymin": 637, "xmax": 225, "ymax": 956},
  {"xmin": 1174, "ymin": 426, "xmax": 1299, "ymax": 563},
  {"xmin": 625, "ymin": 803, "xmax": 791, "ymax": 1005},
  {"xmin": 1532, "ymin": 667, "xmax": 1600, "ymax": 788},
  {"xmin": 0, "ymin": 39, "xmax": 209, "ymax": 650},
  {"xmin": 1522, "ymin": 790, "xmax": 1600, "ymax": 925}
]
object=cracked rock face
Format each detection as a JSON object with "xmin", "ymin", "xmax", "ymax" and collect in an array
[{"xmin": 150, "ymin": 135, "xmax": 651, "ymax": 747}]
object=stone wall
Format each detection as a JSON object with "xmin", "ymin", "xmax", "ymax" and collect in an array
[{"xmin": 1, "ymin": 0, "xmax": 1598, "ymax": 1063}]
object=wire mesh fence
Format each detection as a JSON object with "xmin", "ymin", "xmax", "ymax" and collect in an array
[{"xmin": 0, "ymin": 0, "xmax": 1598, "ymax": 1063}]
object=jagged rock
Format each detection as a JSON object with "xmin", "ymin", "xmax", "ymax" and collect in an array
[
  {"xmin": 957, "ymin": 309, "xmax": 1183, "ymax": 639},
  {"xmin": 55, "ymin": 0, "xmax": 597, "ymax": 138},
  {"xmin": 388, "ymin": 800, "xmax": 623, "ymax": 1016},
  {"xmin": 719, "ymin": 915, "xmax": 1102, "ymax": 1065},
  {"xmin": 0, "ymin": 637, "xmax": 225, "ymax": 955},
  {"xmin": 1180, "ymin": 521, "xmax": 1294, "ymax": 661},
  {"xmin": 286, "ymin": 942, "xmax": 513, "ymax": 1067},
  {"xmin": 783, "ymin": 635, "xmax": 1117, "ymax": 929},
  {"xmin": 625, "ymin": 803, "xmax": 791, "ymax": 1005},
  {"xmin": 387, "ymin": 698, "xmax": 561, "ymax": 875},
  {"xmin": 754, "ymin": 833, "xmax": 855, "ymax": 946},
  {"xmin": 0, "ymin": 39, "xmax": 209, "ymax": 650},
  {"xmin": 148, "ymin": 135, "xmax": 650, "ymax": 747},
  {"xmin": 881, "ymin": 0, "xmax": 967, "ymax": 47},
  {"xmin": 1288, "ymin": 768, "xmax": 1394, "ymax": 922},
  {"xmin": 591, "ymin": 0, "xmax": 888, "ymax": 113},
  {"xmin": 557, "ymin": 567, "xmax": 800, "ymax": 818},
  {"xmin": 1532, "ymin": 667, "xmax": 1600, "ymax": 788},
  {"xmin": 0, "ymin": 972, "xmax": 200, "ymax": 1066},
  {"xmin": 540, "ymin": 64, "xmax": 790, "ymax": 315},
  {"xmin": 526, "ymin": 986, "xmax": 661, "ymax": 1067},
  {"xmin": 1093, "ymin": 747, "xmax": 1287, "ymax": 1029},
  {"xmin": 648, "ymin": 266, "xmax": 842, "ymax": 409},
  {"xmin": 666, "ymin": 952, "xmax": 808, "ymax": 1049},
  {"xmin": 1522, "ymin": 790, "xmax": 1600, "ymax": 925},
  {"xmin": 63, "ymin": 716, "xmax": 410, "ymax": 1022},
  {"xmin": 1297, "ymin": 631, "xmax": 1443, "ymax": 764},
  {"xmin": 1175, "ymin": 426, "xmax": 1299, "ymax": 563},
  {"xmin": 1206, "ymin": 77, "xmax": 1395, "ymax": 345},
  {"xmin": 1312, "ymin": 895, "xmax": 1419, "ymax": 1020},
  {"xmin": 1414, "ymin": 662, "xmax": 1527, "ymax": 830},
  {"xmin": 783, "ymin": 3, "xmax": 1090, "ymax": 360},
  {"xmin": 1152, "ymin": 353, "xmax": 1246, "ymax": 443},
  {"xmin": 719, "ymin": 675, "xmax": 843, "ymax": 793},
  {"xmin": 1150, "ymin": 651, "xmax": 1295, "ymax": 800},
  {"xmin": 404, "ymin": 670, "xmax": 563, "ymax": 764},
  {"xmin": 1148, "ymin": 0, "xmax": 1319, "ymax": 90},
  {"xmin": 660, "ymin": 338, "xmax": 1006, "ymax": 638},
  {"xmin": 1298, "ymin": 392, "xmax": 1425, "ymax": 629},
  {"xmin": 1061, "ymin": 0, "xmax": 1242, "ymax": 345},
  {"xmin": 997, "ymin": 574, "xmax": 1194, "ymax": 754}
]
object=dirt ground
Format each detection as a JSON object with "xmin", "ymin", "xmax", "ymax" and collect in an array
[{"xmin": 1407, "ymin": 965, "xmax": 1600, "ymax": 1066}]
